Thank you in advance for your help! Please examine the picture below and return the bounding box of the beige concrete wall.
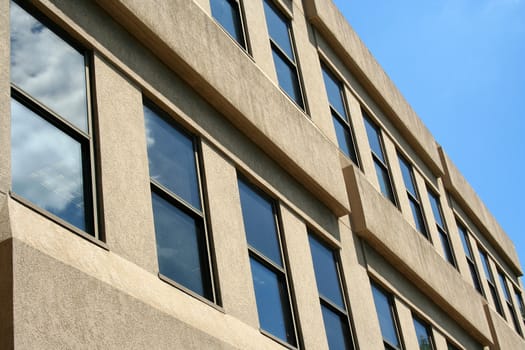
[200,141,259,328]
[439,147,521,275]
[280,205,329,350]
[486,304,525,350]
[366,245,488,350]
[92,0,350,217]
[345,164,492,343]
[303,0,443,176]
[93,55,158,274]
[0,0,10,196]
[8,198,297,349]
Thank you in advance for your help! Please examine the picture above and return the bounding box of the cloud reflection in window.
[10,1,88,132]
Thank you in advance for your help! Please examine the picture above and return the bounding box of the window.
[144,104,216,302]
[479,250,504,317]
[321,64,358,165]
[363,114,396,205]
[262,0,305,109]
[446,342,460,350]
[457,223,483,294]
[308,233,355,350]
[371,282,403,350]
[238,178,297,346]
[427,190,455,267]
[412,316,435,350]
[398,154,428,237]
[498,271,522,334]
[210,0,247,49]
[514,288,525,326]
[10,0,99,238]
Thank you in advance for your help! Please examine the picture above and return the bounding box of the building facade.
[0,0,524,349]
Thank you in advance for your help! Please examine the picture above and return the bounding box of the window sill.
[259,329,298,350]
[158,273,224,314]
[9,191,108,251]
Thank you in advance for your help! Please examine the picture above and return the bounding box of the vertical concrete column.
[340,226,384,350]
[432,329,448,350]
[437,179,465,272]
[92,55,158,273]
[279,205,329,350]
[0,0,11,196]
[200,141,259,328]
[243,0,276,81]
[193,0,211,13]
[346,94,377,187]
[291,1,326,124]
[395,300,419,350]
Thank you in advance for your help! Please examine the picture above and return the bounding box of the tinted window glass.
[321,304,352,350]
[371,284,401,348]
[398,156,416,196]
[144,105,201,210]
[375,162,395,202]
[10,1,88,132]
[409,199,427,235]
[152,192,212,299]
[309,235,344,309]
[364,117,385,162]
[457,225,472,257]
[428,191,444,228]
[263,0,293,58]
[11,99,90,232]
[322,67,346,118]
[211,0,245,48]
[438,230,455,265]
[480,250,492,280]
[271,50,303,108]
[333,115,356,163]
[413,317,434,350]
[238,179,282,266]
[250,258,295,345]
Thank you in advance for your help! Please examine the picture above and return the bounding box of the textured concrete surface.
[366,244,488,350]
[439,147,521,274]
[200,141,259,328]
[345,164,492,343]
[303,0,443,176]
[486,305,525,350]
[93,55,158,274]
[0,0,10,195]
[94,0,350,217]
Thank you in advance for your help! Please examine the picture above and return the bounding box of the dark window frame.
[456,221,484,295]
[371,281,404,350]
[412,315,435,350]
[210,0,250,52]
[497,270,522,335]
[479,249,505,317]
[238,176,300,348]
[320,62,360,166]
[9,0,104,243]
[363,112,397,206]
[308,232,356,350]
[427,189,456,267]
[263,0,306,111]
[144,100,220,305]
[397,153,429,239]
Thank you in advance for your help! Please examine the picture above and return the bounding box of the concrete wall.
[345,163,492,344]
[486,305,525,350]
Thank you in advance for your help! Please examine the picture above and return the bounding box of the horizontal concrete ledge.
[485,304,525,349]
[344,164,493,345]
[93,0,350,216]
[439,147,522,275]
[303,0,443,177]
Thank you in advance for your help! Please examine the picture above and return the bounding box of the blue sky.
[332,0,525,269]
